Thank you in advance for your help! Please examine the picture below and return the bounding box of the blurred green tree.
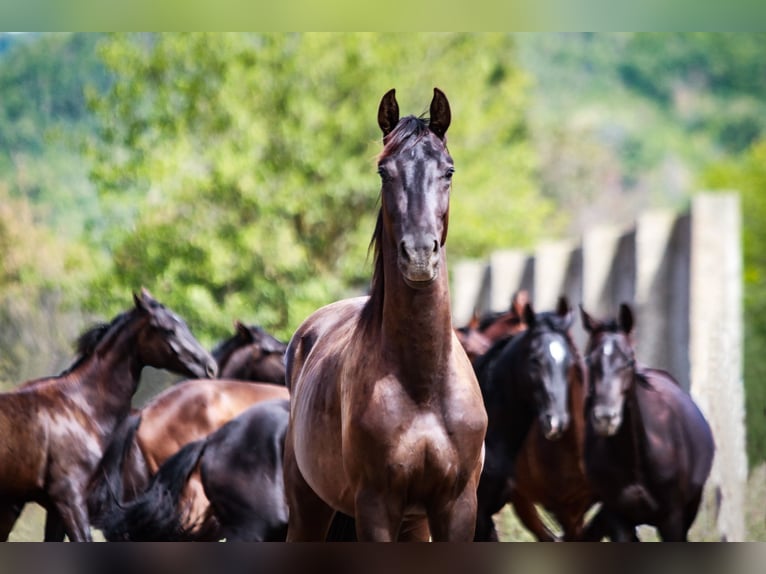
[86,33,549,342]
[703,141,766,466]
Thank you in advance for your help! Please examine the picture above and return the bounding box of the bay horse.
[456,292,594,542]
[473,297,581,541]
[212,321,287,384]
[0,288,216,541]
[87,379,290,539]
[455,290,529,363]
[96,399,290,542]
[283,88,487,542]
[579,303,715,541]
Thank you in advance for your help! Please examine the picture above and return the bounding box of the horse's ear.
[580,304,597,333]
[429,87,451,140]
[134,288,154,312]
[556,296,573,329]
[235,320,253,339]
[618,303,634,334]
[511,289,529,318]
[523,302,536,328]
[378,88,399,138]
[468,309,480,330]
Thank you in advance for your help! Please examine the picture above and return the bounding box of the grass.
[7,463,765,542]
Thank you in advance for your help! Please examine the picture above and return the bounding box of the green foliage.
[87,33,544,342]
[702,142,766,466]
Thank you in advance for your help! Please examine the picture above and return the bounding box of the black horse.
[473,297,578,541]
[95,399,290,541]
[580,303,715,541]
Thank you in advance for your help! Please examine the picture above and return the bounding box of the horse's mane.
[359,115,433,333]
[59,310,133,376]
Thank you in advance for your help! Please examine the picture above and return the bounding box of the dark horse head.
[521,297,575,439]
[580,303,636,436]
[374,87,453,290]
[212,321,287,384]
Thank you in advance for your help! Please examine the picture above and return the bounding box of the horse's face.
[585,332,635,436]
[581,303,636,437]
[526,330,572,440]
[133,288,218,379]
[377,88,453,288]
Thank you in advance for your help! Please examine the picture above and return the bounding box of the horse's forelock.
[377,115,431,163]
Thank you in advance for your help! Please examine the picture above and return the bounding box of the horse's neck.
[79,321,144,427]
[620,374,651,481]
[379,252,454,388]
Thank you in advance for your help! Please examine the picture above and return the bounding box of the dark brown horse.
[95,399,291,542]
[0,288,216,541]
[456,294,594,541]
[88,379,290,539]
[455,290,529,363]
[212,321,287,384]
[473,297,583,541]
[283,88,487,542]
[580,304,715,541]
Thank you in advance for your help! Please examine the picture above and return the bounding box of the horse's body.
[0,289,215,541]
[212,322,287,384]
[473,298,580,541]
[88,379,289,539]
[97,399,291,542]
[283,88,487,542]
[580,304,715,541]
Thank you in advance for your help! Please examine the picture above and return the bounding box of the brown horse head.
[212,321,287,384]
[374,87,453,290]
[132,288,218,379]
[580,303,636,436]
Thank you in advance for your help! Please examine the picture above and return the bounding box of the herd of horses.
[0,88,715,542]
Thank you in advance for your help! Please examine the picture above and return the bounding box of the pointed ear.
[134,289,151,312]
[556,296,573,330]
[618,303,634,334]
[511,290,529,318]
[580,304,598,333]
[523,302,536,328]
[235,320,253,339]
[378,88,399,138]
[429,87,451,140]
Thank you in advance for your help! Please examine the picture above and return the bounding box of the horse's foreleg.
[428,481,480,542]
[474,472,511,541]
[52,497,92,542]
[509,490,559,541]
[354,488,404,541]
[657,509,688,542]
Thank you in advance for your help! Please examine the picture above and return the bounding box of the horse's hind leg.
[43,508,67,541]
[0,500,24,541]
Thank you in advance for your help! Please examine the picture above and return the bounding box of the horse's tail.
[100,439,207,541]
[87,412,144,529]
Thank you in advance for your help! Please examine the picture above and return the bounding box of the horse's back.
[137,379,290,471]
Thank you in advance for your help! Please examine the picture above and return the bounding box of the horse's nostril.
[400,240,410,262]
[432,239,439,253]
[206,361,218,378]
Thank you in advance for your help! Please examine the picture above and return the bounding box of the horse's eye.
[377,166,388,180]
[445,166,455,180]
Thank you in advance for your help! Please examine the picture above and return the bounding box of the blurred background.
[0,32,763,540]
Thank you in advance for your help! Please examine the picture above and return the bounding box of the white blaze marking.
[549,340,566,364]
[604,340,614,356]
